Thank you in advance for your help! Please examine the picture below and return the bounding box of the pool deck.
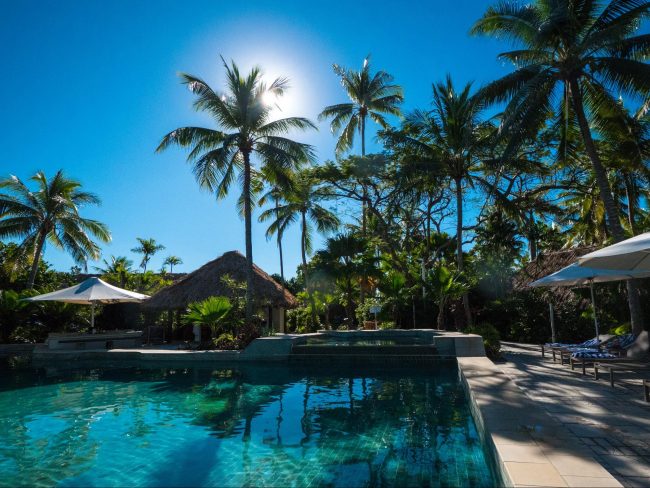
[494,342,650,487]
[460,355,621,487]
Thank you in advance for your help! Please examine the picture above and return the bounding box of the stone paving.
[499,342,650,487]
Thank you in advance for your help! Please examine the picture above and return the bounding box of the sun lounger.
[568,334,639,374]
[541,337,602,360]
[593,361,650,387]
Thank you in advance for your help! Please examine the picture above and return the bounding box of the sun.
[262,90,277,108]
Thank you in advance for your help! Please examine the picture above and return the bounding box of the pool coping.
[458,357,622,488]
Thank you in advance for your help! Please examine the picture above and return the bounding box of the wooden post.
[549,302,556,343]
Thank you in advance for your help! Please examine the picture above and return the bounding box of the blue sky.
[1,0,512,276]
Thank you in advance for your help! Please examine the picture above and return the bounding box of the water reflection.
[0,358,495,487]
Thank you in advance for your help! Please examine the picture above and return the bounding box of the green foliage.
[466,322,501,360]
[183,296,232,335]
[286,306,320,334]
[355,297,382,325]
[0,287,91,344]
[379,321,396,330]
[610,323,631,336]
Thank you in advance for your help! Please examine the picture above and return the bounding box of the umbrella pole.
[549,302,556,343]
[589,281,599,341]
[91,303,96,334]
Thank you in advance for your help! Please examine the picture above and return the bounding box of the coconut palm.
[157,58,316,323]
[259,171,339,325]
[319,56,403,233]
[0,170,110,288]
[163,255,183,273]
[472,0,650,331]
[257,168,297,284]
[94,255,133,288]
[399,76,489,326]
[131,238,165,272]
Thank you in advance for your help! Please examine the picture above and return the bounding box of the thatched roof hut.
[143,251,297,311]
[512,247,597,301]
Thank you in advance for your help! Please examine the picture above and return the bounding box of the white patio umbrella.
[529,264,650,340]
[578,232,650,271]
[25,277,149,332]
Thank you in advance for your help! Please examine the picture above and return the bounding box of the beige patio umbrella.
[25,277,149,332]
[578,232,650,271]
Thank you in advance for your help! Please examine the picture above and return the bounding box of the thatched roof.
[512,247,597,303]
[143,251,297,310]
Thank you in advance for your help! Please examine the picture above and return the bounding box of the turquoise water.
[0,358,496,487]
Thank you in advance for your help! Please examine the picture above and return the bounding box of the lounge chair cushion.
[572,351,617,359]
[545,338,601,348]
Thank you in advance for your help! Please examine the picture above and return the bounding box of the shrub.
[609,322,631,336]
[466,322,501,360]
[286,307,320,333]
[183,296,233,335]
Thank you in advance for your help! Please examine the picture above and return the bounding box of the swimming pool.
[0,358,497,487]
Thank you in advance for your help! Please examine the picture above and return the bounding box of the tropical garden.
[1,0,649,350]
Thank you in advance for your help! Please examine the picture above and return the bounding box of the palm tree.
[472,0,650,332]
[131,238,165,272]
[0,170,110,288]
[319,56,403,233]
[94,255,133,288]
[259,171,339,325]
[400,76,488,326]
[163,255,183,273]
[314,233,378,326]
[257,169,296,284]
[157,58,316,323]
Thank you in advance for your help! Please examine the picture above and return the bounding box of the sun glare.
[262,90,277,107]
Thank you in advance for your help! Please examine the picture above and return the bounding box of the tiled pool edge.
[458,357,622,488]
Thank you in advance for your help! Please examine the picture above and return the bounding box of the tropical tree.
[426,265,470,330]
[472,0,650,332]
[157,58,316,323]
[0,170,110,288]
[319,56,403,234]
[257,170,296,283]
[131,238,165,273]
[399,76,489,326]
[313,233,379,326]
[94,255,133,288]
[163,255,183,273]
[259,170,339,325]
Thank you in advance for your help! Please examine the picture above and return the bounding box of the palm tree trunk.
[360,114,367,306]
[243,152,254,324]
[624,173,637,235]
[455,177,472,328]
[570,79,643,334]
[27,231,47,289]
[437,295,446,330]
[301,210,317,327]
[275,197,285,283]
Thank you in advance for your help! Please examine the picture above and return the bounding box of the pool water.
[0,358,496,487]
